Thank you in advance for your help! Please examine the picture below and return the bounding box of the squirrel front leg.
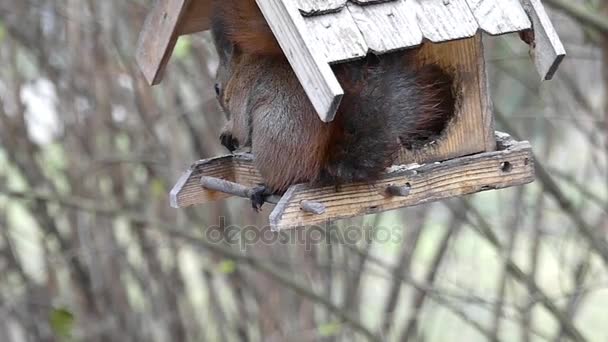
[219,120,238,152]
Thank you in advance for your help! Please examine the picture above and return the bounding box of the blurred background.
[0,0,607,341]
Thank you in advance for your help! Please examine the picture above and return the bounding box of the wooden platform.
[170,132,535,230]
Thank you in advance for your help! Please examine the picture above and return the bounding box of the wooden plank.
[465,0,531,35]
[170,154,263,208]
[352,0,391,4]
[414,0,479,42]
[270,133,534,230]
[297,0,346,16]
[479,36,496,152]
[256,0,344,122]
[347,0,423,54]
[398,35,492,165]
[296,0,390,15]
[178,0,213,34]
[169,134,533,231]
[304,9,368,63]
[519,0,566,80]
[136,0,191,85]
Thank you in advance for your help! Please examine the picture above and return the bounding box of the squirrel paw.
[249,185,269,212]
[220,132,239,152]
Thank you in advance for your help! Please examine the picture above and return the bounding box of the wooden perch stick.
[200,176,281,205]
[199,176,325,214]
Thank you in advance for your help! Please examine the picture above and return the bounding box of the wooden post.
[136,0,212,86]
[255,0,344,122]
[519,0,566,80]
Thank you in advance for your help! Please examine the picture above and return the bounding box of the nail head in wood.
[386,183,412,197]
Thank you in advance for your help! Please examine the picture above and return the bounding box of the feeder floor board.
[170,132,535,230]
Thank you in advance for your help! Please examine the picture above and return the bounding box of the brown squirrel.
[211,0,455,210]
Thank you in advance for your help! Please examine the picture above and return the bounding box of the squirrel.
[210,0,456,210]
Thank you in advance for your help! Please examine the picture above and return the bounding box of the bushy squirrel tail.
[323,53,455,184]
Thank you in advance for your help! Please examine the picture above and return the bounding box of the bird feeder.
[136,0,564,230]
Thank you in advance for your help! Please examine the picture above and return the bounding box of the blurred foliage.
[49,308,74,341]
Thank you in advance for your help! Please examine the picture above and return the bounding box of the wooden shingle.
[305,9,368,62]
[414,0,479,43]
[465,0,531,35]
[297,0,346,16]
[347,0,422,54]
[301,0,538,64]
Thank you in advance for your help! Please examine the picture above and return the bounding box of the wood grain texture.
[305,8,368,63]
[135,0,191,85]
[352,0,391,4]
[465,0,531,35]
[170,154,263,208]
[297,0,346,16]
[519,0,566,80]
[478,35,496,151]
[169,134,533,231]
[347,0,422,54]
[414,0,478,42]
[178,0,213,34]
[398,35,493,165]
[256,0,344,122]
[270,134,534,230]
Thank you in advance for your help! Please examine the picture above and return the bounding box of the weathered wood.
[305,8,368,63]
[170,133,534,231]
[297,0,346,16]
[398,34,495,165]
[136,0,192,85]
[414,0,478,43]
[200,176,255,200]
[136,0,564,90]
[256,0,344,122]
[200,176,281,204]
[386,184,412,197]
[352,0,391,4]
[519,0,566,80]
[300,200,327,215]
[465,0,531,35]
[269,134,534,230]
[347,0,422,54]
[178,0,213,34]
[479,33,496,152]
[170,154,263,208]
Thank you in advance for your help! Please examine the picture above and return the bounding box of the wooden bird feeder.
[137,0,565,230]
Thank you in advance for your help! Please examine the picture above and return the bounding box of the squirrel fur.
[211,0,456,206]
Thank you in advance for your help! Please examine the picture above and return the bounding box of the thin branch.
[496,111,608,269]
[398,204,465,341]
[0,188,380,342]
[544,0,608,34]
[454,200,587,342]
[491,187,526,341]
[380,207,428,335]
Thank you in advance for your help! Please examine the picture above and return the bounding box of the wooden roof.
[136,0,565,122]
[297,0,532,64]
